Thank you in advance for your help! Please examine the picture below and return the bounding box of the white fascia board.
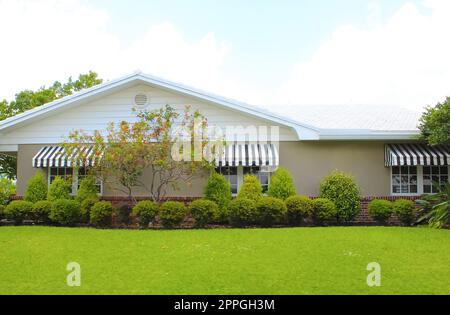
[0,144,18,152]
[317,129,420,140]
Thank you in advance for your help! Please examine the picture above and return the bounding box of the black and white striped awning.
[385,144,450,166]
[215,143,279,167]
[33,146,98,168]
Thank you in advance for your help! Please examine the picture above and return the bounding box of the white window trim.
[390,165,450,196]
[48,167,103,196]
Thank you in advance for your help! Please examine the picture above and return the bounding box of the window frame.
[48,167,103,196]
[390,165,449,196]
[215,165,272,196]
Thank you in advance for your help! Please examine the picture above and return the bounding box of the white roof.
[0,71,420,140]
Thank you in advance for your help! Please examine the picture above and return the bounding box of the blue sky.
[0,0,448,112]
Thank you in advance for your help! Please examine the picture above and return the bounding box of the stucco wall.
[16,141,391,197]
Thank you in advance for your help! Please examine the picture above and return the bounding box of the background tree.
[65,105,214,203]
[0,71,103,179]
[419,96,450,145]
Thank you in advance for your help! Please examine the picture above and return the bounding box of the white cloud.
[0,0,230,100]
[275,0,450,112]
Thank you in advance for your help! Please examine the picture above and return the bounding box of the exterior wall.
[16,141,391,197]
[280,141,390,196]
[0,84,298,145]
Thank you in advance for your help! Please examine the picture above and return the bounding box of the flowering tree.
[64,105,217,203]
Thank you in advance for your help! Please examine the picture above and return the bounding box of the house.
[0,71,449,201]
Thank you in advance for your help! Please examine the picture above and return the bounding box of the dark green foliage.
[419,96,450,145]
[320,170,361,222]
[24,171,47,203]
[0,204,5,219]
[312,198,337,224]
[90,201,114,226]
[204,172,232,215]
[49,199,81,226]
[159,201,188,228]
[416,183,450,228]
[267,167,296,200]
[47,177,72,201]
[132,200,159,228]
[189,199,219,227]
[80,197,99,222]
[237,175,263,202]
[4,200,34,224]
[285,195,313,225]
[32,200,52,223]
[368,199,393,224]
[116,204,132,225]
[255,197,287,226]
[228,198,257,227]
[392,199,415,225]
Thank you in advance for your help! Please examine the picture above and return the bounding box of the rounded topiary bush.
[24,171,47,203]
[368,199,393,224]
[312,198,337,225]
[392,199,415,225]
[285,195,313,225]
[204,172,232,221]
[159,201,188,228]
[189,199,219,227]
[237,175,263,202]
[256,197,287,226]
[267,167,296,200]
[90,201,113,226]
[4,200,34,224]
[320,170,361,222]
[80,197,99,223]
[48,177,72,201]
[228,198,257,227]
[132,200,159,228]
[49,199,81,226]
[32,200,53,223]
[76,176,98,203]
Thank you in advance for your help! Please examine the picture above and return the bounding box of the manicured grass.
[0,226,449,294]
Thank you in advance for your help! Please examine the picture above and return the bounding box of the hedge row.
[368,199,415,225]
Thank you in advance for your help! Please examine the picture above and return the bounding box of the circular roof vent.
[134,93,149,107]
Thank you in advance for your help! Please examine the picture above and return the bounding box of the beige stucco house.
[1,72,449,199]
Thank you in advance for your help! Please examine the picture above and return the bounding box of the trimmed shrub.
[393,199,415,225]
[49,199,80,226]
[285,195,313,225]
[5,200,34,224]
[32,200,52,223]
[116,204,132,225]
[312,198,337,224]
[204,172,232,218]
[256,197,287,226]
[24,171,47,203]
[237,175,263,202]
[0,204,5,220]
[228,198,257,227]
[368,199,393,224]
[159,201,188,228]
[189,199,219,227]
[48,177,72,201]
[76,176,98,203]
[0,178,16,205]
[80,197,99,222]
[90,201,113,226]
[320,170,361,222]
[132,200,159,228]
[267,167,296,200]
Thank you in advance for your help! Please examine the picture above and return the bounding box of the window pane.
[392,175,400,186]
[423,176,431,186]
[400,185,408,193]
[431,166,439,175]
[401,175,409,185]
[393,185,401,193]
[423,166,430,175]
[441,176,448,184]
[423,185,431,193]
[410,185,417,193]
[440,166,448,175]
[409,175,417,185]
[392,166,400,174]
[409,167,417,174]
[400,166,409,174]
[50,167,58,175]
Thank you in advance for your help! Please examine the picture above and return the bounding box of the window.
[77,167,102,194]
[243,166,270,193]
[391,166,417,194]
[423,166,448,193]
[48,167,102,195]
[216,165,272,194]
[215,166,238,194]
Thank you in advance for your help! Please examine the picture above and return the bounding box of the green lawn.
[0,226,449,295]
